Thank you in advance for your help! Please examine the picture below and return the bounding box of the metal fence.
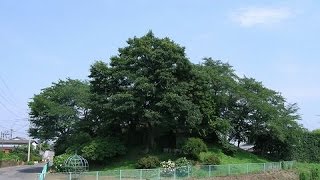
[44,161,294,180]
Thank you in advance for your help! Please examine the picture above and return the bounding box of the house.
[0,137,38,153]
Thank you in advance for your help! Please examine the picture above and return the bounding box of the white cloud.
[231,7,293,27]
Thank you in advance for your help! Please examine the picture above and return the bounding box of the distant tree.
[28,79,90,141]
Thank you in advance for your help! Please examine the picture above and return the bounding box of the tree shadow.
[18,166,43,173]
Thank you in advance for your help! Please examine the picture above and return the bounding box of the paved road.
[0,163,44,180]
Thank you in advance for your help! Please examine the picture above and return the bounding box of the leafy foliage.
[29,79,90,141]
[136,155,160,169]
[182,138,208,159]
[28,32,304,163]
[53,153,70,172]
[201,154,221,165]
[81,137,126,161]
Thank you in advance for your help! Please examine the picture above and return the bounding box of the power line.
[0,100,23,118]
[0,73,27,114]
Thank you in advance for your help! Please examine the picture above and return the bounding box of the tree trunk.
[145,122,155,153]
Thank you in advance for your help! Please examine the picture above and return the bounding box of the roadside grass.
[294,162,320,178]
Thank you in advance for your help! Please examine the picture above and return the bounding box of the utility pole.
[10,129,13,139]
[27,139,31,162]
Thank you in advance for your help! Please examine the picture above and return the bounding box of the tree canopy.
[28,31,311,162]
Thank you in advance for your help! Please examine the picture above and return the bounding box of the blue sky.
[1,0,320,138]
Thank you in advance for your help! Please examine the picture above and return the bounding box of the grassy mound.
[93,145,269,171]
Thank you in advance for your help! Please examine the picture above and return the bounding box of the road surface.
[0,163,44,180]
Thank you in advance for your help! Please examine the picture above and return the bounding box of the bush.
[299,172,309,180]
[81,137,126,161]
[175,157,190,167]
[202,154,220,165]
[222,144,237,157]
[136,156,160,169]
[182,138,207,159]
[175,157,191,177]
[52,153,70,172]
[311,168,320,179]
[31,154,42,162]
[199,152,221,165]
[160,160,175,177]
[26,161,34,165]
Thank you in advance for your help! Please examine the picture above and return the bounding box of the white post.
[228,164,231,175]
[140,169,142,180]
[158,168,161,180]
[209,165,211,177]
[187,166,190,178]
[119,170,122,180]
[263,163,266,172]
[174,168,176,180]
[27,139,31,162]
[246,164,249,174]
[96,171,99,180]
[69,172,72,180]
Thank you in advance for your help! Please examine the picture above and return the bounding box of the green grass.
[294,162,320,174]
[203,145,268,164]
[93,144,269,171]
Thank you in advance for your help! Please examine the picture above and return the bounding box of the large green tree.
[89,31,202,150]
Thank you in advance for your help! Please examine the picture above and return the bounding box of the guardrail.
[37,162,49,180]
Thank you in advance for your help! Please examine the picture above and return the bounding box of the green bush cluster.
[182,138,208,159]
[136,155,160,169]
[198,152,221,165]
[222,143,237,157]
[175,157,191,177]
[52,153,70,172]
[81,137,126,162]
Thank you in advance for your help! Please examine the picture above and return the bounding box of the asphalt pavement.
[0,163,44,180]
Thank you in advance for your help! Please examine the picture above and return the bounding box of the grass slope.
[94,145,268,171]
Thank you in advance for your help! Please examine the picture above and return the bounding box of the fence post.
[96,171,99,180]
[228,164,231,176]
[188,165,190,178]
[279,162,282,170]
[158,168,161,180]
[209,165,211,177]
[119,170,122,180]
[263,163,266,172]
[69,172,72,180]
[140,169,142,180]
[174,168,176,180]
[246,164,249,174]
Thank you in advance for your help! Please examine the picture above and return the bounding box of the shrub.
[299,172,310,180]
[311,168,320,179]
[26,161,34,165]
[175,157,191,177]
[202,155,220,165]
[182,138,207,159]
[136,156,160,169]
[199,152,221,165]
[81,137,126,161]
[222,144,237,157]
[175,157,190,167]
[160,160,175,177]
[52,153,70,172]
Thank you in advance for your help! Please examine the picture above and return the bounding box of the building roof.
[0,139,37,145]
